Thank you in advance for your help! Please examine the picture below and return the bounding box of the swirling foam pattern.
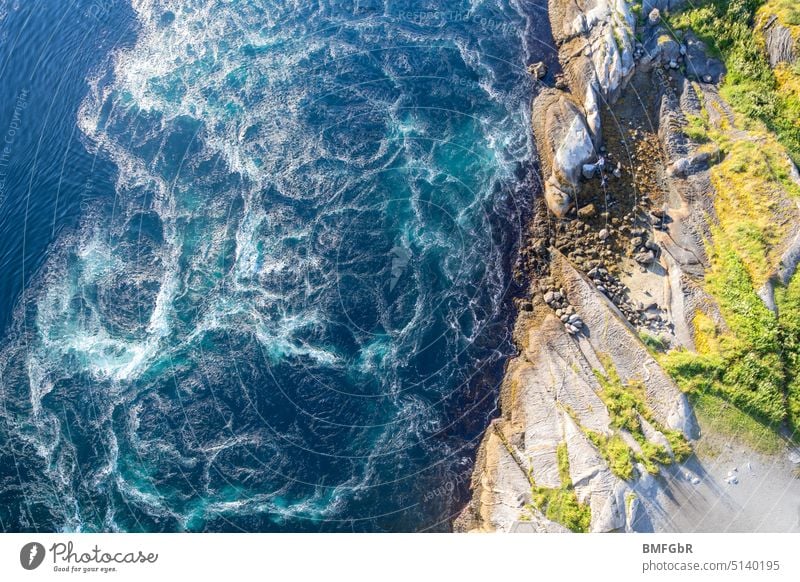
[0,0,551,531]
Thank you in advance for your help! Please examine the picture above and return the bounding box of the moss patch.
[590,356,693,475]
[587,431,635,480]
[523,443,592,533]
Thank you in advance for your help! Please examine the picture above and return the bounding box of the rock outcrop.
[533,89,596,218]
[455,253,694,533]
[762,15,797,67]
[536,0,637,217]
[642,0,686,12]
[458,0,800,534]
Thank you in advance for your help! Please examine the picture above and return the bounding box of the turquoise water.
[0,0,553,531]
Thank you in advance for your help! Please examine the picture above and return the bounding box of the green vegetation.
[690,391,786,454]
[683,114,713,144]
[760,0,800,31]
[667,0,800,164]
[587,431,635,480]
[530,486,591,533]
[556,442,571,485]
[663,428,694,460]
[639,331,668,354]
[660,146,800,435]
[625,492,637,514]
[775,275,800,429]
[582,357,693,480]
[656,2,800,441]
[662,238,793,430]
[523,443,592,533]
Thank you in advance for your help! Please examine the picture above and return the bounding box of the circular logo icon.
[19,542,45,570]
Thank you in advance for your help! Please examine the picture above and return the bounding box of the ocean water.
[0,0,554,532]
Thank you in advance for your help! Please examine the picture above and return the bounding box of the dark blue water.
[0,0,553,532]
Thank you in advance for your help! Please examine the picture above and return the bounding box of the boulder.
[684,32,726,83]
[533,90,596,217]
[528,61,548,79]
[634,250,657,265]
[764,22,796,67]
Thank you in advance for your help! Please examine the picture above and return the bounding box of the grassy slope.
[662,0,800,442]
[759,0,800,35]
[669,0,800,164]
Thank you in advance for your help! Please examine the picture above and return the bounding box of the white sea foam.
[0,0,539,529]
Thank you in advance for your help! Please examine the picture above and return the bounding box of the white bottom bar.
[1,533,799,581]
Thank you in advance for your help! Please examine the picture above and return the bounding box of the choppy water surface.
[0,0,553,531]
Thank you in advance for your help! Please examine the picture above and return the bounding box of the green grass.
[587,431,635,480]
[590,356,693,475]
[690,391,786,454]
[639,331,668,355]
[556,442,571,485]
[683,114,713,144]
[668,0,800,164]
[524,443,592,533]
[775,274,800,437]
[664,429,694,461]
[662,235,798,432]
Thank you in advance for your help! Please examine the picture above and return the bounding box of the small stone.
[670,157,691,177]
[635,250,656,265]
[543,291,555,304]
[669,59,679,69]
[648,8,660,26]
[582,163,597,180]
[527,61,547,80]
[598,228,610,241]
[577,203,597,219]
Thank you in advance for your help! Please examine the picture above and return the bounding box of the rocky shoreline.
[455,0,800,533]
